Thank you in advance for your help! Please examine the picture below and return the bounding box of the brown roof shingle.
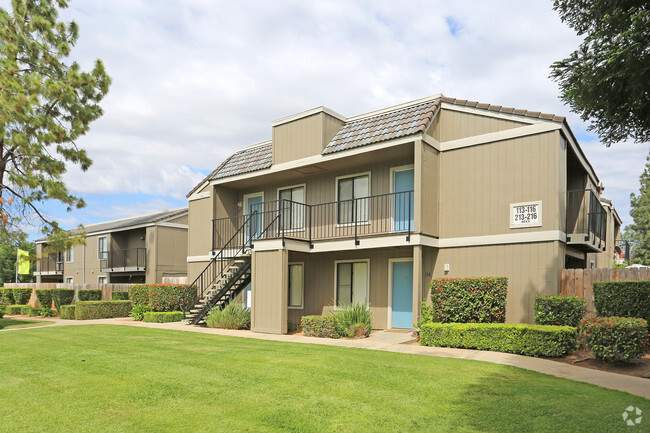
[441,96,566,123]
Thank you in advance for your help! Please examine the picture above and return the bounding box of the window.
[337,174,369,224]
[65,277,73,284]
[98,236,107,260]
[288,263,304,308]
[278,185,305,230]
[65,246,74,263]
[98,276,107,284]
[335,260,368,306]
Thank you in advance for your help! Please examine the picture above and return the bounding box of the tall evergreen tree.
[625,150,650,265]
[0,0,111,249]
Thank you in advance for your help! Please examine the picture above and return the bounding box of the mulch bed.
[545,350,650,379]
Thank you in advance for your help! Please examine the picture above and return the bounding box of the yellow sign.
[17,249,30,275]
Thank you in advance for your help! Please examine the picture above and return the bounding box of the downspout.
[83,244,86,284]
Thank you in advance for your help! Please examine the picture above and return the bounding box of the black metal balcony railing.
[36,253,63,274]
[212,191,413,251]
[100,248,146,272]
[566,189,607,250]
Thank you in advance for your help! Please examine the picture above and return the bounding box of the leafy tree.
[0,0,110,249]
[624,150,650,265]
[550,1,649,144]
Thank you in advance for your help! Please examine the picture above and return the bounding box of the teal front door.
[394,169,414,232]
[391,260,413,329]
[246,195,263,240]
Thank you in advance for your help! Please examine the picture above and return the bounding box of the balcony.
[100,248,146,272]
[212,191,414,251]
[566,189,607,252]
[34,253,63,275]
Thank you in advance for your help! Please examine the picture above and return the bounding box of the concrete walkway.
[4,315,649,400]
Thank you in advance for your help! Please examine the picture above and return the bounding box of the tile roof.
[212,142,272,179]
[322,98,441,155]
[441,96,565,123]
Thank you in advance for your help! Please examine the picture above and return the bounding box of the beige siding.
[433,109,527,142]
[188,261,210,285]
[416,140,440,237]
[439,131,560,238]
[428,241,563,323]
[188,194,213,256]
[251,249,288,334]
[154,226,188,280]
[273,112,344,165]
[62,235,108,284]
[168,214,188,224]
[145,226,158,283]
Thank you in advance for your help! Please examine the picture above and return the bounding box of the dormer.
[271,107,346,164]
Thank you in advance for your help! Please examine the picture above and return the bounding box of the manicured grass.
[0,325,646,433]
[0,318,54,330]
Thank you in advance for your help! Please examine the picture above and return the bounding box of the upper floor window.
[337,174,369,224]
[278,185,305,230]
[98,236,107,260]
[65,246,74,263]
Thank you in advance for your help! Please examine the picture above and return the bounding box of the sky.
[9,0,649,237]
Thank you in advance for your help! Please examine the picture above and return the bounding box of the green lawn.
[0,325,646,433]
[0,318,54,330]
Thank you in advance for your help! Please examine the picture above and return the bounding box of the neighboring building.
[186,94,618,333]
[35,208,188,284]
[591,198,622,269]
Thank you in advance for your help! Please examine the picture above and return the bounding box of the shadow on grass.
[0,318,54,330]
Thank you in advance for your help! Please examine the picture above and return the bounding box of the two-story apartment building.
[185,94,617,334]
[35,208,188,284]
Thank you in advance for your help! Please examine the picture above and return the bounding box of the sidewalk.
[5,315,649,400]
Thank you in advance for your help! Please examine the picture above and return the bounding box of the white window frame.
[243,191,265,214]
[389,165,415,232]
[65,277,73,284]
[65,246,74,263]
[335,171,371,227]
[333,259,370,307]
[277,183,306,231]
[387,257,414,329]
[98,276,107,284]
[288,262,304,309]
[97,236,108,260]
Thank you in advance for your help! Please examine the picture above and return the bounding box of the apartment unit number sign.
[510,201,542,228]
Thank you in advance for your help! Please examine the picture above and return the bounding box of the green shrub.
[21,305,34,315]
[5,304,27,314]
[112,291,129,301]
[143,311,184,323]
[27,307,40,317]
[419,322,578,357]
[77,289,102,301]
[52,289,75,311]
[148,284,195,312]
[0,305,4,318]
[129,285,150,305]
[0,288,15,304]
[579,317,649,362]
[334,302,372,337]
[205,302,251,329]
[130,303,152,321]
[593,281,650,323]
[35,289,53,309]
[12,288,33,304]
[301,315,339,338]
[534,295,586,327]
[59,305,75,320]
[74,301,132,320]
[430,277,507,323]
[39,308,55,317]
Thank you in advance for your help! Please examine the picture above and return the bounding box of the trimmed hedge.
[534,295,586,327]
[39,308,55,317]
[129,285,149,305]
[74,301,132,320]
[419,322,578,357]
[59,305,75,320]
[593,281,650,323]
[5,305,28,315]
[35,289,53,309]
[579,317,649,362]
[27,307,41,317]
[112,291,129,301]
[12,288,33,304]
[52,289,75,311]
[0,288,15,304]
[143,311,184,323]
[21,306,35,315]
[77,289,102,301]
[430,277,507,323]
[0,305,4,318]
[301,315,339,338]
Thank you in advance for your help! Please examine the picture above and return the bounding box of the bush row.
[74,301,132,320]
[5,305,29,314]
[579,317,649,362]
[0,288,15,304]
[35,289,53,309]
[430,277,507,323]
[60,305,75,320]
[77,289,102,302]
[420,322,578,357]
[3,304,55,317]
[301,315,338,338]
[534,295,586,327]
[52,289,75,311]
[112,291,129,301]
[593,281,650,323]
[143,311,184,323]
[129,284,194,312]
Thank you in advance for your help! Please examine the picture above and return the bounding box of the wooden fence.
[4,283,131,308]
[561,268,650,317]
[162,276,188,284]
